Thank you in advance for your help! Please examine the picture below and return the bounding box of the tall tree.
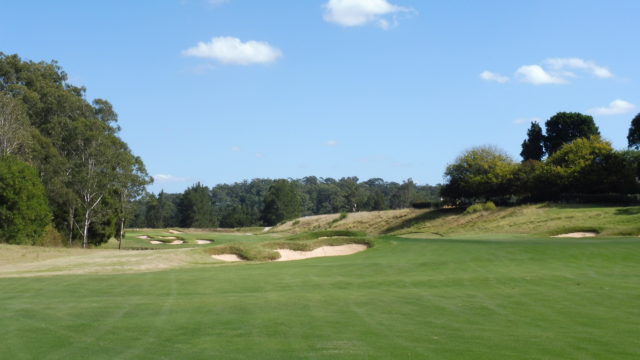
[544,112,600,155]
[179,183,216,228]
[520,121,545,161]
[261,179,301,226]
[0,94,29,157]
[441,145,518,203]
[627,113,640,150]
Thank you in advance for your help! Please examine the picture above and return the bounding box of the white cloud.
[154,174,189,183]
[325,140,338,146]
[545,58,613,79]
[480,70,509,83]
[516,65,566,85]
[255,152,265,158]
[323,0,413,28]
[182,36,282,65]
[589,99,636,116]
[231,146,241,152]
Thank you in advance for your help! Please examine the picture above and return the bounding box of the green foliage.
[627,113,640,149]
[520,121,545,161]
[544,112,600,155]
[0,53,150,246]
[0,157,51,244]
[179,182,216,228]
[464,201,497,214]
[261,179,302,226]
[441,145,518,203]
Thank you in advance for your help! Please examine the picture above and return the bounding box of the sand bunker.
[159,236,177,240]
[168,229,183,234]
[149,240,163,244]
[553,232,598,238]
[169,240,185,245]
[137,235,150,239]
[211,254,244,262]
[275,244,367,262]
[263,227,272,232]
[195,240,212,244]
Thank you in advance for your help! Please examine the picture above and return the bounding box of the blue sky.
[2,0,638,193]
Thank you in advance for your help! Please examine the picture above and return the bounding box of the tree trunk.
[118,217,125,250]
[68,207,74,246]
[82,209,90,249]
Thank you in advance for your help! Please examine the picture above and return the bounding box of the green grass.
[391,204,640,237]
[1,234,639,359]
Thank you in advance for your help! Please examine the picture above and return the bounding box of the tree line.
[0,53,150,247]
[442,112,640,205]
[130,177,441,228]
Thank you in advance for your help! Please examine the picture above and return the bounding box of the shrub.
[464,201,497,214]
[0,157,52,245]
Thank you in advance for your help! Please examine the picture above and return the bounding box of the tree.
[261,179,301,226]
[545,136,616,194]
[0,157,52,245]
[179,183,216,228]
[0,94,29,157]
[441,145,518,203]
[520,121,545,161]
[627,113,640,150]
[544,112,600,155]
[112,142,151,249]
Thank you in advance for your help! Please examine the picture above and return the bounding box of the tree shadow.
[383,208,463,234]
[615,207,640,215]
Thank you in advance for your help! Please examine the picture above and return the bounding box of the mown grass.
[0,234,638,359]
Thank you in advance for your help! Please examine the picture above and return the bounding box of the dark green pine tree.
[627,113,640,150]
[544,112,600,155]
[261,179,302,226]
[520,121,546,161]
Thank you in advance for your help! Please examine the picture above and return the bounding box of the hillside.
[276,204,640,237]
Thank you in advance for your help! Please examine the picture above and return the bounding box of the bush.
[38,224,65,247]
[0,157,52,245]
[464,201,497,214]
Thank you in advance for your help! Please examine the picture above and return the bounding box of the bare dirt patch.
[211,254,244,262]
[275,244,367,262]
[553,232,598,238]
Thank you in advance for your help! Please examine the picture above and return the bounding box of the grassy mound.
[207,230,373,261]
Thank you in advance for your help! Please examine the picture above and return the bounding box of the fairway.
[1,235,638,359]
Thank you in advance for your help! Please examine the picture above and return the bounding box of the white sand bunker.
[553,232,598,238]
[195,240,212,244]
[149,240,163,244]
[275,244,367,262]
[159,236,177,240]
[168,229,182,234]
[137,235,150,239]
[211,254,244,262]
[169,240,185,245]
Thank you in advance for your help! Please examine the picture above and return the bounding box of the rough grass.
[273,208,428,234]
[1,235,638,359]
[389,204,640,237]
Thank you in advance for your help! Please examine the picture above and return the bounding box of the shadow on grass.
[614,207,640,216]
[382,208,463,234]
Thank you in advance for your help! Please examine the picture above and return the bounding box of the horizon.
[3,0,639,193]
